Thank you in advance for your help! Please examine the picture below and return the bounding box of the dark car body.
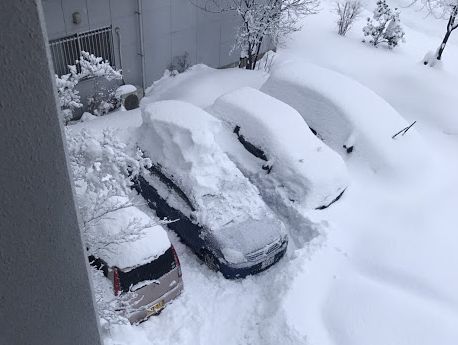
[132,165,287,279]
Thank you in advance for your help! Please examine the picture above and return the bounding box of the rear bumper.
[218,241,288,279]
[127,280,184,324]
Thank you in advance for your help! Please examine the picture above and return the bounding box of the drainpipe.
[136,0,146,91]
[115,26,123,71]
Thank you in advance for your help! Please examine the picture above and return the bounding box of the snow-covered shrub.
[56,51,122,122]
[335,0,362,36]
[169,51,190,74]
[77,51,122,81]
[55,73,82,124]
[362,0,405,48]
[75,51,122,116]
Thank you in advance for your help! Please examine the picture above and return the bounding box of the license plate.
[261,256,275,269]
[146,300,165,316]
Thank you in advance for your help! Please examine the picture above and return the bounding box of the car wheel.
[203,251,219,272]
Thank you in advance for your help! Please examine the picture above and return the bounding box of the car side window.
[233,126,272,174]
[148,164,196,214]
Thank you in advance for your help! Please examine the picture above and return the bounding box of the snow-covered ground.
[72,1,458,344]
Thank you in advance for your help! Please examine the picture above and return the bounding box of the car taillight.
[171,245,182,277]
[113,267,121,296]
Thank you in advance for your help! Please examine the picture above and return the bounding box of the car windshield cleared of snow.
[118,247,176,293]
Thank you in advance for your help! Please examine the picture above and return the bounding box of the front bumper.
[218,240,288,279]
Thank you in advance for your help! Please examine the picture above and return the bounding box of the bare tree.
[191,0,319,69]
[335,0,362,36]
[413,0,458,65]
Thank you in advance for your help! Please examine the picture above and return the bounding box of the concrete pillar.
[0,1,102,344]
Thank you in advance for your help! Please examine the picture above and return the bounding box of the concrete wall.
[42,0,242,88]
[0,1,102,344]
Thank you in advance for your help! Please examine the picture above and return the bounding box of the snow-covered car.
[260,60,428,174]
[133,100,288,279]
[208,87,349,211]
[88,201,183,324]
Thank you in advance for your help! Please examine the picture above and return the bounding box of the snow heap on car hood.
[209,87,349,210]
[137,100,280,232]
[88,196,171,271]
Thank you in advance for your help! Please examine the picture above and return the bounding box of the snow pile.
[261,58,430,176]
[137,100,276,231]
[210,87,349,210]
[142,64,268,109]
[88,197,171,271]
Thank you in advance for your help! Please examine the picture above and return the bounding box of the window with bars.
[49,26,115,76]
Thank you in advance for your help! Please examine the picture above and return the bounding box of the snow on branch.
[191,0,319,69]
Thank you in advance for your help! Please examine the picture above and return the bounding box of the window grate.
[49,26,115,76]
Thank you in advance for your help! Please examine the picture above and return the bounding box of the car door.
[133,170,206,253]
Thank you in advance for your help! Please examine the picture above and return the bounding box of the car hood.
[213,217,285,257]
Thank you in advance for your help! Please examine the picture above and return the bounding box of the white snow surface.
[89,198,171,271]
[210,86,349,209]
[137,100,278,233]
[77,2,458,342]
[142,64,268,108]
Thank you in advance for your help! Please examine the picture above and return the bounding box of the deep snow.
[70,0,458,343]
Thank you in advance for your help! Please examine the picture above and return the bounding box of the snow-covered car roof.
[209,87,349,209]
[88,197,171,271]
[136,100,281,233]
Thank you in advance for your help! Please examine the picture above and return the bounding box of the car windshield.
[214,218,283,255]
[118,247,176,293]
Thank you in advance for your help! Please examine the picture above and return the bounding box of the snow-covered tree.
[414,0,458,65]
[363,0,405,48]
[55,73,82,124]
[66,128,152,324]
[191,0,319,70]
[66,129,150,248]
[335,0,362,36]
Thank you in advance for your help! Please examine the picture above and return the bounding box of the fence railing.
[49,26,115,76]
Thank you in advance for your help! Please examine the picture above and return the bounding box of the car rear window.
[118,247,176,293]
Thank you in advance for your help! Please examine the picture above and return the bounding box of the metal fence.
[49,26,115,76]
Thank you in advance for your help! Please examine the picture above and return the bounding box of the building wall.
[0,1,102,344]
[42,0,242,88]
